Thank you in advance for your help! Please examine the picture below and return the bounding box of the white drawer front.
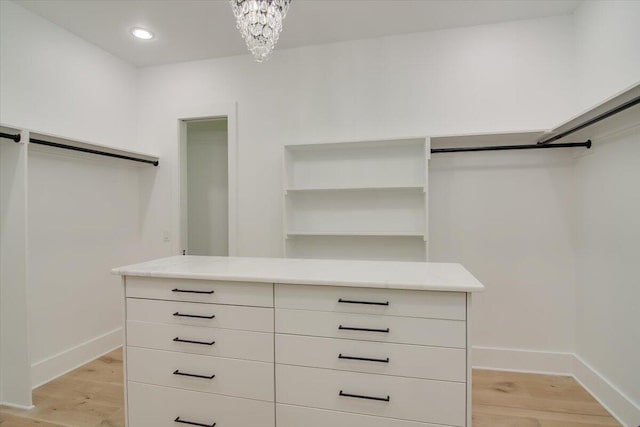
[275,334,465,382]
[127,347,273,401]
[277,404,453,427]
[276,309,465,348]
[276,284,465,320]
[127,321,273,362]
[127,298,273,332]
[127,381,274,427]
[276,365,466,426]
[125,276,273,307]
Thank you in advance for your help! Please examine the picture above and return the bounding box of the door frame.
[178,103,238,256]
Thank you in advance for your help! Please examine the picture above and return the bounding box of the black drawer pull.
[172,288,214,295]
[338,298,389,306]
[174,416,216,427]
[338,354,390,363]
[173,312,215,319]
[339,325,390,333]
[173,337,215,346]
[339,390,390,402]
[173,370,215,380]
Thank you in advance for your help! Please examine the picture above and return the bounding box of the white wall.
[573,126,640,426]
[135,15,578,361]
[0,1,154,389]
[27,147,148,387]
[572,2,640,425]
[0,0,137,149]
[186,119,229,256]
[137,14,577,249]
[430,147,578,355]
[573,0,640,111]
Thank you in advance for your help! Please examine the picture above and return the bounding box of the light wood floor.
[0,348,621,427]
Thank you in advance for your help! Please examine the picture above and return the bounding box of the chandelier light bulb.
[230,0,292,62]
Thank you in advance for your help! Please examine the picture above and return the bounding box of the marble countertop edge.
[112,256,485,293]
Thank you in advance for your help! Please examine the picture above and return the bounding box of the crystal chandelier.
[230,0,292,62]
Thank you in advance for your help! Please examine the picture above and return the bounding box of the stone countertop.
[113,256,484,293]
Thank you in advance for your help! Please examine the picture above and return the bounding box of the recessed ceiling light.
[130,27,154,40]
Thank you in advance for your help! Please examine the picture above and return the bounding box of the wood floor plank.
[63,351,123,386]
[1,348,622,427]
[92,408,125,427]
[0,411,62,426]
[473,369,612,417]
[1,350,124,427]
[473,411,545,427]
[1,393,121,427]
[33,378,124,408]
[473,411,620,427]
[474,404,621,425]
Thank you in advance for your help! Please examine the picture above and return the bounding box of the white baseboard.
[31,328,123,389]
[472,346,574,375]
[0,401,35,410]
[573,354,640,427]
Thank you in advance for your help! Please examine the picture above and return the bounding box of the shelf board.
[286,231,425,238]
[28,131,159,165]
[427,83,640,148]
[540,82,640,143]
[430,130,545,147]
[285,137,426,152]
[285,185,425,193]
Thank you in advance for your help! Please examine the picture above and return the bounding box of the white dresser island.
[113,256,484,427]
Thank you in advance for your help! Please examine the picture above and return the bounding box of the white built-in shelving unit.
[283,137,430,262]
[0,124,159,408]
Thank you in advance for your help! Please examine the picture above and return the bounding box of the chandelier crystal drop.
[230,0,291,62]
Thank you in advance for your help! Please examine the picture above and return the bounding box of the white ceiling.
[14,0,582,67]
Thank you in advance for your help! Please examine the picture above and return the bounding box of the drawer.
[277,404,453,427]
[275,334,465,382]
[127,347,273,401]
[125,276,273,307]
[127,298,273,332]
[276,284,465,320]
[276,309,465,348]
[276,364,466,426]
[127,381,274,427]
[126,321,273,362]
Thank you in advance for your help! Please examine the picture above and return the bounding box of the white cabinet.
[275,334,466,382]
[283,137,430,261]
[128,382,275,427]
[277,404,447,427]
[117,257,481,427]
[125,276,273,306]
[274,284,469,427]
[275,308,466,347]
[127,347,274,401]
[276,364,466,426]
[123,278,275,427]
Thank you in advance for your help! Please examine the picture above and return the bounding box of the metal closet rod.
[0,132,21,142]
[29,137,159,166]
[537,95,640,145]
[432,140,591,154]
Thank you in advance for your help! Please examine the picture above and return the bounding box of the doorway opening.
[181,118,229,256]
